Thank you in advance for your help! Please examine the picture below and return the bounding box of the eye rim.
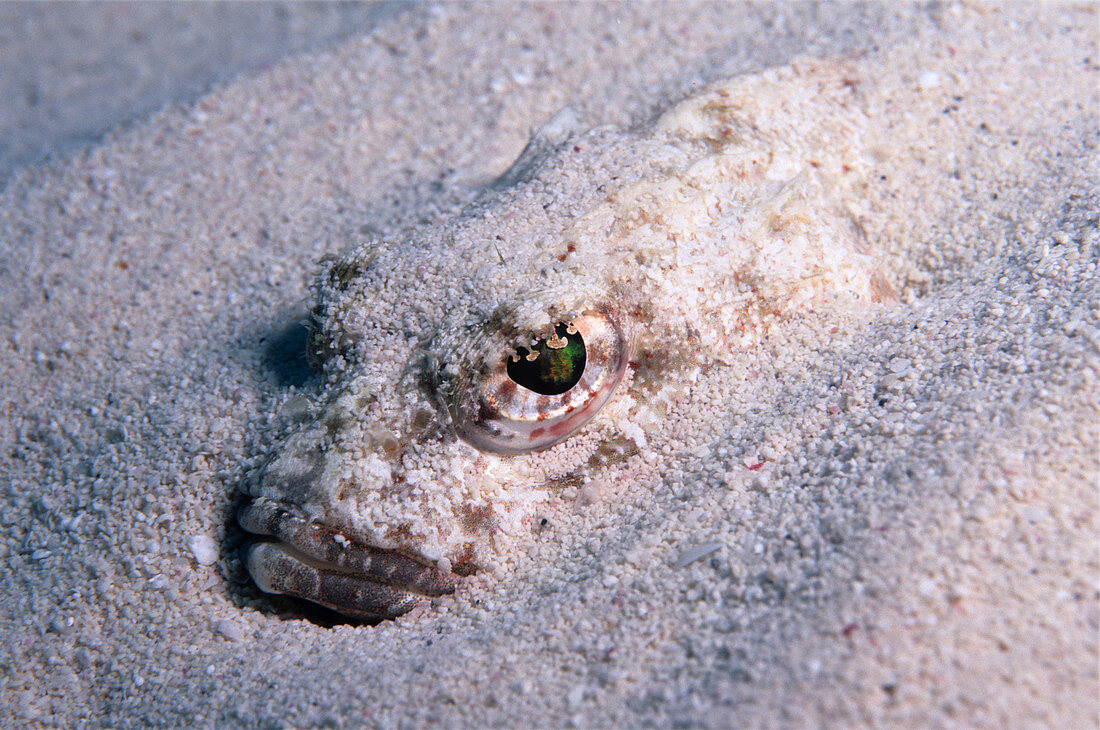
[438,304,631,455]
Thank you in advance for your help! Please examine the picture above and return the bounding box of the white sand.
[0,3,1096,726]
[0,2,406,178]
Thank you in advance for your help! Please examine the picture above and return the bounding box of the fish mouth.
[238,499,459,621]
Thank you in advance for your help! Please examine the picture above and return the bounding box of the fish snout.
[238,499,458,620]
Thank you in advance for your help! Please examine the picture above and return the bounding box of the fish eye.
[438,305,631,454]
[506,322,586,396]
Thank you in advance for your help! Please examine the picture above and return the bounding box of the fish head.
[238,61,884,620]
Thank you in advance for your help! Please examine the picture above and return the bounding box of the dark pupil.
[507,323,586,396]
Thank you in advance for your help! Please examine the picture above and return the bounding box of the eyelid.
[438,305,631,455]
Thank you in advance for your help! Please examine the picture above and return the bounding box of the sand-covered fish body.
[238,60,884,620]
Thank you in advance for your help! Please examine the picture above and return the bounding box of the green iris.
[507,322,586,396]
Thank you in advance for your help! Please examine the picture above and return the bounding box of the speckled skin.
[239,60,883,619]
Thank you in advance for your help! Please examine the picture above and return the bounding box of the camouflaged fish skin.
[239,61,884,620]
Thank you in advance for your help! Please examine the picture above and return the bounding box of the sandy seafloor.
[0,2,1097,727]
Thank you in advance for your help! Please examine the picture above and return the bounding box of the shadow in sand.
[261,319,315,390]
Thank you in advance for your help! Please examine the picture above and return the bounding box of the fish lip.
[238,498,459,619]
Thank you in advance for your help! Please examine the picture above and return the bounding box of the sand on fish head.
[0,2,1095,726]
